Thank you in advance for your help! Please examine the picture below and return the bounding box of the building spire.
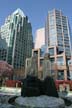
[12,8,26,17]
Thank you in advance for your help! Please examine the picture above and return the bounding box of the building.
[34,28,45,49]
[25,48,44,79]
[0,37,7,61]
[45,9,71,59]
[68,59,72,79]
[48,46,69,80]
[0,8,33,69]
[45,9,72,80]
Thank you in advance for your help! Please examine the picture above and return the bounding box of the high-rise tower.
[45,9,72,80]
[0,8,33,69]
[45,9,71,59]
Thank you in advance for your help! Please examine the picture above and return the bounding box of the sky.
[0,0,72,41]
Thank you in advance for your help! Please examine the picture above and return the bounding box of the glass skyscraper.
[45,9,71,58]
[0,8,33,69]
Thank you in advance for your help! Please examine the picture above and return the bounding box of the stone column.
[64,70,67,80]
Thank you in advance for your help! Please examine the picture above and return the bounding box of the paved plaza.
[0,87,21,96]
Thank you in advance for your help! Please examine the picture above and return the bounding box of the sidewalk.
[0,87,21,96]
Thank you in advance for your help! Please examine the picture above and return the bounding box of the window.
[57,57,64,65]
[40,59,43,66]
[49,15,55,26]
[49,28,56,35]
[33,51,38,57]
[49,48,54,56]
[50,58,55,63]
[58,70,64,80]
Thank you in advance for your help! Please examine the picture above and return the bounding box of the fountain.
[15,53,66,108]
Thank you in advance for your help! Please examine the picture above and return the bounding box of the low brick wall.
[5,80,21,87]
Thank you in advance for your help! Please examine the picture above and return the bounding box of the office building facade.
[45,9,71,58]
[45,9,71,80]
[0,8,33,69]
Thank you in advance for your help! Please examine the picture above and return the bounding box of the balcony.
[52,64,67,70]
[57,65,67,70]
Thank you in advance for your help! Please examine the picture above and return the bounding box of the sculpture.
[25,55,38,77]
[42,53,58,97]
[42,53,51,80]
[21,53,58,97]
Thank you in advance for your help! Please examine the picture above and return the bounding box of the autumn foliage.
[0,60,13,77]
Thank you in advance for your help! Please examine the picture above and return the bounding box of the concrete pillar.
[64,70,67,80]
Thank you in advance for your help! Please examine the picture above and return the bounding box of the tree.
[0,60,13,77]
